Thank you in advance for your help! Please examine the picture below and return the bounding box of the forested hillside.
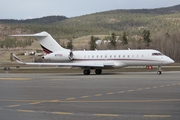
[0,4,180,62]
[0,16,67,24]
[55,4,180,36]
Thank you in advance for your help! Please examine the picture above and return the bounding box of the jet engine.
[42,51,74,61]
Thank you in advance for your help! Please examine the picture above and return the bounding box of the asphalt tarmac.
[0,72,180,120]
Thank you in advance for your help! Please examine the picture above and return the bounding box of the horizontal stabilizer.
[12,54,24,64]
[9,31,48,37]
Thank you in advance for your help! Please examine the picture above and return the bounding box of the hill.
[1,4,180,37]
[55,4,180,35]
[104,4,180,14]
[0,16,67,24]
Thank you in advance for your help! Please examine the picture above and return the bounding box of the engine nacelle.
[42,51,73,61]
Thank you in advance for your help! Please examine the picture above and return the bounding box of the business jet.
[11,31,174,75]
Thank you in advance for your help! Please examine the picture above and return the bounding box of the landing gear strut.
[83,69,91,75]
[95,69,102,75]
[157,66,162,75]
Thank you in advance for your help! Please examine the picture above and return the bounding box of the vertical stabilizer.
[10,31,69,53]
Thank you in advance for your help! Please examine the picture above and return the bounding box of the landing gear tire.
[83,69,91,75]
[4,67,10,71]
[4,67,7,71]
[157,71,161,75]
[95,69,102,75]
[157,66,162,75]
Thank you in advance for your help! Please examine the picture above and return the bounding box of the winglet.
[13,54,24,64]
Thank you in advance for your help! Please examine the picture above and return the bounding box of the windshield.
[152,53,164,56]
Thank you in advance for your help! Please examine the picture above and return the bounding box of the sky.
[0,0,180,19]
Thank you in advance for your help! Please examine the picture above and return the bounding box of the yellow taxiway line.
[7,104,20,108]
[0,78,31,80]
[51,112,73,115]
[1,99,180,103]
[17,109,34,113]
[94,114,119,117]
[144,115,171,118]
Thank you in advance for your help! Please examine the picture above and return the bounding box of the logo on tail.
[40,45,53,54]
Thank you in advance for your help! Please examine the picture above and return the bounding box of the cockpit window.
[152,53,164,56]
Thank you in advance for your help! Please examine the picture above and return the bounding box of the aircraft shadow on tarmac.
[52,72,160,76]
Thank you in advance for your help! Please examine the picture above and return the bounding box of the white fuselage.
[44,49,174,68]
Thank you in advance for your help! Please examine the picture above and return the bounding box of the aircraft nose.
[170,59,174,63]
[164,57,174,64]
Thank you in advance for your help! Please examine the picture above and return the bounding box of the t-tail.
[10,31,69,54]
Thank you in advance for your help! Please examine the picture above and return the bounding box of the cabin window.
[114,55,116,58]
[119,55,120,58]
[97,55,98,58]
[84,55,86,58]
[110,55,112,58]
[88,55,90,58]
[105,55,107,58]
[123,55,125,58]
[92,55,94,58]
[128,55,129,58]
[101,55,102,58]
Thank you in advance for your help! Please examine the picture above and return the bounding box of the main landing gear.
[95,69,102,75]
[83,69,102,75]
[157,66,162,75]
[83,69,91,75]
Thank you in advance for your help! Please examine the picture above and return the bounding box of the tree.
[110,32,116,48]
[0,42,4,48]
[122,31,128,45]
[10,53,13,62]
[67,39,73,50]
[61,42,66,48]
[143,30,151,47]
[89,36,96,50]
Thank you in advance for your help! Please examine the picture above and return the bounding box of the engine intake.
[43,51,74,61]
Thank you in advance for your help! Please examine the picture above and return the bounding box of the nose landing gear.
[157,66,162,75]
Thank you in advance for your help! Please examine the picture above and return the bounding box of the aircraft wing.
[13,54,107,68]
[26,62,104,67]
